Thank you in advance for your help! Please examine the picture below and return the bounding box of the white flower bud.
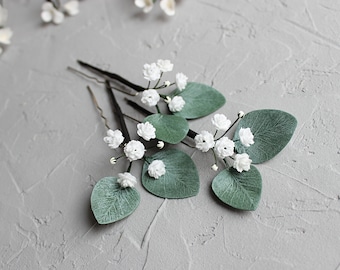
[239,127,254,147]
[194,131,215,152]
[157,59,174,72]
[103,129,124,149]
[137,122,156,141]
[117,172,137,188]
[164,81,171,87]
[110,157,117,165]
[148,160,166,179]
[214,137,235,158]
[175,72,188,91]
[238,111,245,118]
[168,96,185,112]
[124,140,145,162]
[211,114,231,131]
[233,153,252,172]
[141,89,160,107]
[143,63,161,81]
[211,164,218,171]
[157,141,165,149]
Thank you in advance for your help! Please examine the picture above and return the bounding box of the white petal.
[0,27,13,45]
[64,0,80,16]
[41,10,53,23]
[52,10,65,24]
[160,0,176,16]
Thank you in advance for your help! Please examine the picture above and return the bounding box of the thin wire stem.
[87,86,111,130]
[67,67,137,96]
[216,116,241,140]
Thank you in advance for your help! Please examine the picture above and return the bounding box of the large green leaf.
[144,114,189,144]
[91,177,140,224]
[233,109,297,164]
[170,82,226,119]
[212,166,262,211]
[142,149,199,198]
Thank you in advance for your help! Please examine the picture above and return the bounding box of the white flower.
[117,172,137,188]
[103,129,124,149]
[194,131,215,152]
[211,164,218,171]
[157,141,165,149]
[148,160,166,179]
[110,157,117,165]
[168,96,185,112]
[233,153,252,172]
[141,89,160,107]
[211,114,231,131]
[41,2,65,25]
[0,5,8,27]
[143,63,161,81]
[64,0,80,16]
[157,59,174,72]
[239,127,254,147]
[137,122,156,141]
[164,96,171,104]
[160,0,176,16]
[0,27,13,45]
[238,111,245,118]
[135,0,154,13]
[164,81,171,87]
[214,137,235,158]
[124,140,145,161]
[176,73,188,91]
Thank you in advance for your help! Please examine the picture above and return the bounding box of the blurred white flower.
[160,0,176,16]
[143,63,161,81]
[233,153,252,172]
[238,111,245,118]
[239,127,254,147]
[103,129,124,149]
[211,114,231,131]
[135,0,154,13]
[157,141,165,149]
[0,5,8,27]
[0,27,13,45]
[157,59,174,72]
[137,122,156,141]
[148,160,166,179]
[41,2,65,25]
[194,131,215,152]
[124,140,145,161]
[175,72,188,91]
[141,89,160,107]
[110,157,117,165]
[117,172,137,188]
[214,137,235,158]
[64,0,80,16]
[168,96,185,112]
[164,80,171,87]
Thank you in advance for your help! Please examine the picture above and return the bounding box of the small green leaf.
[234,109,297,164]
[144,114,189,144]
[142,149,199,199]
[170,82,226,119]
[212,166,262,211]
[91,177,140,224]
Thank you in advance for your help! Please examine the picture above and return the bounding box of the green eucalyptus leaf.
[234,109,297,164]
[91,177,140,224]
[142,149,199,199]
[170,82,226,119]
[212,166,262,211]
[144,114,189,144]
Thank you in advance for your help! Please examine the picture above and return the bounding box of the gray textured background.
[1,0,340,269]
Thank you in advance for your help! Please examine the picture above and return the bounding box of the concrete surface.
[1,0,340,269]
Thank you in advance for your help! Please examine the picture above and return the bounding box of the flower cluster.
[135,0,176,16]
[0,4,13,55]
[41,0,79,25]
[194,113,254,172]
[141,59,188,113]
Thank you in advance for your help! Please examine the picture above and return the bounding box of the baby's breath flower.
[238,111,245,118]
[124,140,145,161]
[110,157,117,165]
[117,172,137,188]
[157,141,165,149]
[157,59,174,72]
[64,0,80,16]
[143,63,161,81]
[160,0,176,16]
[137,122,156,141]
[141,89,160,107]
[135,0,154,13]
[194,131,215,152]
[233,153,252,172]
[168,96,185,112]
[211,164,218,171]
[148,160,166,179]
[239,127,254,147]
[0,27,13,45]
[214,137,235,158]
[175,72,188,91]
[41,2,65,25]
[211,114,231,131]
[164,81,171,87]
[103,129,124,149]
